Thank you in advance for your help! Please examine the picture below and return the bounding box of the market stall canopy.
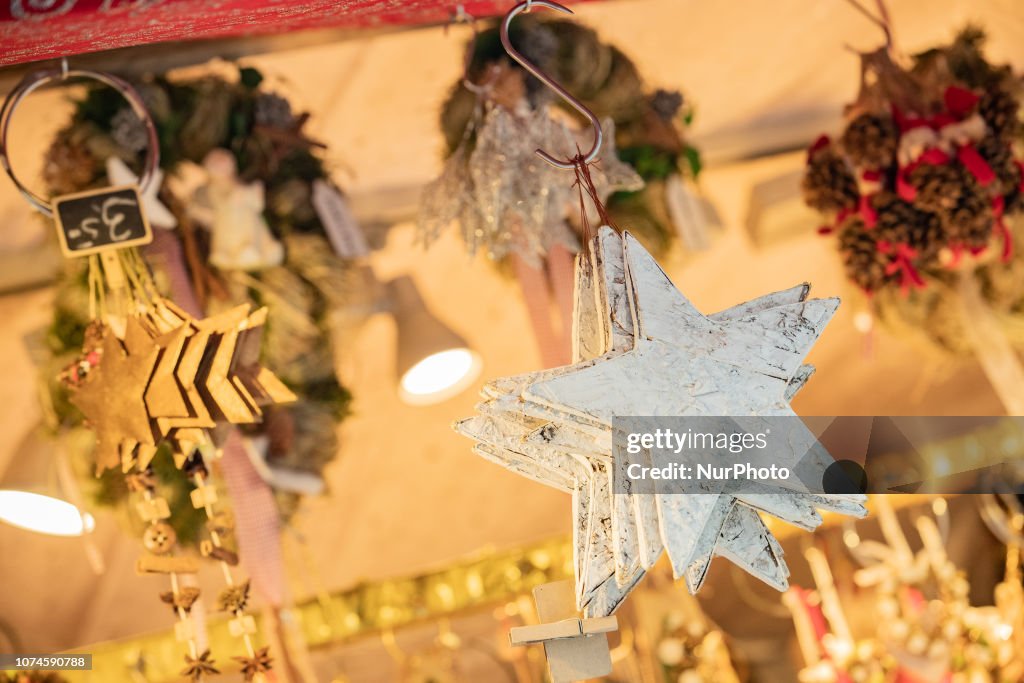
[0,0,591,67]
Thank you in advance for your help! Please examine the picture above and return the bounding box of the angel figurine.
[191,149,284,271]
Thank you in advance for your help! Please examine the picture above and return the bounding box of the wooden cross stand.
[509,580,618,682]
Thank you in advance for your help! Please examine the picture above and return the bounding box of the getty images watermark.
[624,428,791,482]
[611,416,1024,496]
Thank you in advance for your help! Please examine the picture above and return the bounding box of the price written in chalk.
[52,185,153,257]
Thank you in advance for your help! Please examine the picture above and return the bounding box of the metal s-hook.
[500,0,603,170]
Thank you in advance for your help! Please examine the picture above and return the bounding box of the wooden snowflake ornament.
[456,227,867,618]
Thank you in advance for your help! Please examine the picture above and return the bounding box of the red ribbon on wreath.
[811,138,881,234]
[892,85,1016,263]
[993,195,1013,262]
[896,148,950,202]
[957,144,996,187]
[944,85,981,118]
[877,240,925,292]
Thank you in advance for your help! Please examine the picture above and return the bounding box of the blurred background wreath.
[803,26,1024,355]
[428,14,711,260]
[39,65,359,546]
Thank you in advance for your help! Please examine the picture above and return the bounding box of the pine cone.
[516,21,559,76]
[838,218,894,292]
[907,162,966,214]
[978,88,1021,141]
[873,191,944,264]
[649,89,684,122]
[43,133,97,195]
[943,185,994,249]
[803,147,859,213]
[179,77,232,162]
[137,82,172,121]
[110,107,148,154]
[976,135,1021,198]
[544,21,611,100]
[944,26,1011,89]
[841,113,898,169]
[254,92,295,128]
[583,47,645,122]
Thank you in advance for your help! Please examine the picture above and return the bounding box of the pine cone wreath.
[803,146,859,213]
[841,112,899,169]
[943,25,1012,89]
[873,191,944,264]
[978,88,1021,141]
[907,162,966,214]
[976,135,1022,198]
[1009,189,1024,215]
[838,218,894,292]
[943,187,995,250]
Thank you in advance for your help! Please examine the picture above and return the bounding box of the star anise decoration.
[180,649,219,681]
[159,586,201,613]
[234,647,272,681]
[216,580,250,613]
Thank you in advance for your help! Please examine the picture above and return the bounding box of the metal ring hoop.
[0,66,160,217]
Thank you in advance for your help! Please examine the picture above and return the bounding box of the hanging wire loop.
[499,0,604,169]
[0,64,160,217]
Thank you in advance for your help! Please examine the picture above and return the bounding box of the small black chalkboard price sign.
[52,184,153,257]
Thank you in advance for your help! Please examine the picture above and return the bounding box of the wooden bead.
[190,485,217,509]
[143,522,177,555]
[136,497,171,522]
[228,615,256,637]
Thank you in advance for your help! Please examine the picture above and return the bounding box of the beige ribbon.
[511,243,577,368]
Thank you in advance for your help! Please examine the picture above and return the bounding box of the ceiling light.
[388,275,482,405]
[0,490,94,537]
[0,427,95,538]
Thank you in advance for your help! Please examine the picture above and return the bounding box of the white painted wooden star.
[455,227,867,618]
[106,156,177,229]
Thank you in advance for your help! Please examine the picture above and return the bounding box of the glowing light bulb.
[399,348,481,405]
[0,490,94,537]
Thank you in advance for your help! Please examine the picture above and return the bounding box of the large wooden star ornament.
[456,227,867,617]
